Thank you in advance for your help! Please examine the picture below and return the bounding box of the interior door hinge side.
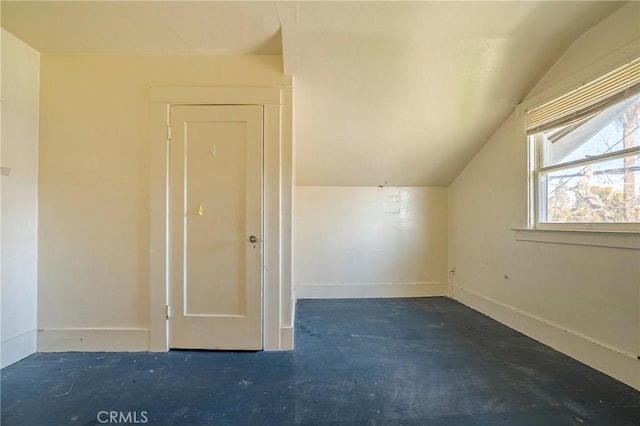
[167,125,172,141]
[166,305,171,319]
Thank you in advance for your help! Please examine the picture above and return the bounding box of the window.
[527,58,640,231]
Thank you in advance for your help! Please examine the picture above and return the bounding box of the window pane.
[541,94,640,167]
[543,154,640,223]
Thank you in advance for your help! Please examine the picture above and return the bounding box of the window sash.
[538,146,640,173]
[531,134,640,226]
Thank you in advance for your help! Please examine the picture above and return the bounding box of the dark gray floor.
[1,298,639,425]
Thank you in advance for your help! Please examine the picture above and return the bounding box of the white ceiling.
[1,1,282,55]
[1,1,627,186]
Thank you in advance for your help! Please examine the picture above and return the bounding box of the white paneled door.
[169,105,263,350]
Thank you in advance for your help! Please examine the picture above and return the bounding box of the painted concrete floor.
[1,298,639,425]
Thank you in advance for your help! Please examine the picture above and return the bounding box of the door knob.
[249,235,258,243]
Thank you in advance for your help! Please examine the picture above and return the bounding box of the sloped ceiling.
[2,1,627,186]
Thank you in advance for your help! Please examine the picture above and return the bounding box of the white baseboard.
[296,282,447,299]
[37,328,149,352]
[453,285,640,391]
[1,329,37,368]
[280,326,293,350]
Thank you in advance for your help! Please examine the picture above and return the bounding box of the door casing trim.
[149,86,289,351]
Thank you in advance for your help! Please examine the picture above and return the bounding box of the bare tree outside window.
[541,96,640,224]
[620,102,639,222]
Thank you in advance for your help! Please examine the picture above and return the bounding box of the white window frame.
[529,136,640,233]
[525,58,640,234]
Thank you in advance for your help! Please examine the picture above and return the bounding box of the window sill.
[512,228,640,250]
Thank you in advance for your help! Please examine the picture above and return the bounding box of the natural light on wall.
[527,58,640,229]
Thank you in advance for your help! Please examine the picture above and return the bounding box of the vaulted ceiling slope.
[2,1,627,186]
[280,2,626,186]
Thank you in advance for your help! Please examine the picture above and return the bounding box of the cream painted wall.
[448,2,640,389]
[1,30,40,367]
[294,187,448,298]
[38,54,290,350]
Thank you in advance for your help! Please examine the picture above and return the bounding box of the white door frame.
[149,86,292,351]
